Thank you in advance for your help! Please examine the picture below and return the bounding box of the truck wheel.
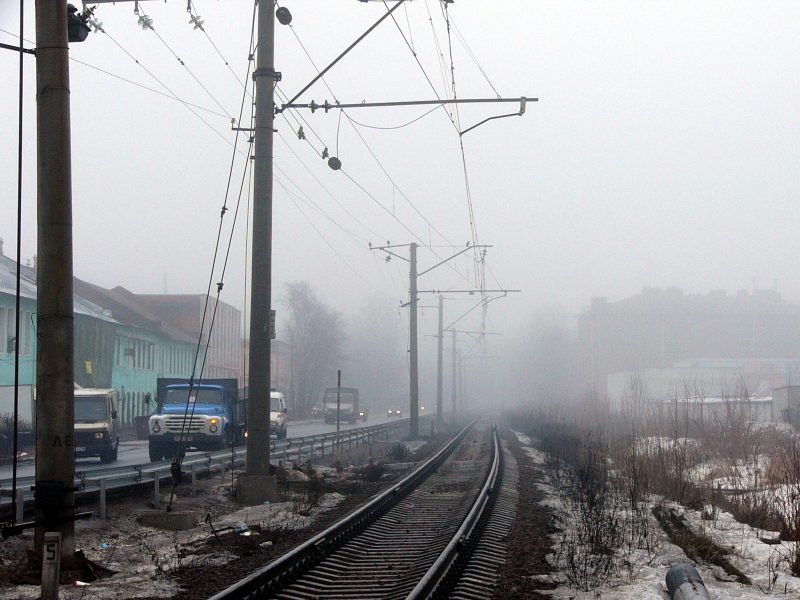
[148,443,163,462]
[100,439,119,463]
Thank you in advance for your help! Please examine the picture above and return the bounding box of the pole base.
[236,473,278,505]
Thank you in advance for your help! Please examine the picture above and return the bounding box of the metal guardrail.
[208,420,475,600]
[0,417,423,521]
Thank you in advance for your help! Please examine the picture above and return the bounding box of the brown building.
[138,294,242,384]
[578,287,800,393]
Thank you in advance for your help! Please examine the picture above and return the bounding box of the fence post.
[153,472,160,509]
[99,479,107,519]
[15,488,24,524]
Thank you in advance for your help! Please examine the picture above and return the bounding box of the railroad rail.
[0,417,420,522]
[209,421,505,600]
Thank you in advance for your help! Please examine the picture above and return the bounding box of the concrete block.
[139,510,198,531]
[236,473,278,505]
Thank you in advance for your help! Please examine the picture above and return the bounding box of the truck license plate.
[75,446,86,452]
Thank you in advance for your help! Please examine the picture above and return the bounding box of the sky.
[2,0,800,350]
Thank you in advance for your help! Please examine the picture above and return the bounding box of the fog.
[2,2,800,411]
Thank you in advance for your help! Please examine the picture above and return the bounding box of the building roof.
[73,279,197,344]
[0,254,115,323]
[0,252,197,344]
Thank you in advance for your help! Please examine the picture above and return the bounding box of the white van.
[74,388,120,463]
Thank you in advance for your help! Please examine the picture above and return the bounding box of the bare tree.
[344,293,406,411]
[285,281,344,417]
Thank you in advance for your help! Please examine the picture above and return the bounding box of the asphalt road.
[0,414,410,481]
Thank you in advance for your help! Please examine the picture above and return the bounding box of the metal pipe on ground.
[666,564,711,600]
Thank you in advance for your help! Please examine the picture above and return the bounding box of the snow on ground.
[513,431,800,599]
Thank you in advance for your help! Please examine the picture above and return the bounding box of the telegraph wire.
[146,25,233,118]
[0,28,233,120]
[72,57,230,118]
[275,131,385,240]
[101,28,239,150]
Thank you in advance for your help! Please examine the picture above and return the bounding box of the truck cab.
[147,378,242,462]
[74,388,119,463]
[323,387,360,425]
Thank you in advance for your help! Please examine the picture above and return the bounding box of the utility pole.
[371,243,491,438]
[408,243,419,437]
[451,330,457,415]
[436,295,443,423]
[34,0,76,559]
[238,0,276,504]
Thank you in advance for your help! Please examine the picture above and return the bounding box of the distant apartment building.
[578,287,800,393]
[137,294,242,383]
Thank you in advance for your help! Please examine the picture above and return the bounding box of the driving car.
[387,408,402,418]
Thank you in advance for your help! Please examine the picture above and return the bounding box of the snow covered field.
[515,431,800,599]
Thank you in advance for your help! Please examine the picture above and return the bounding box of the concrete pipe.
[666,563,711,600]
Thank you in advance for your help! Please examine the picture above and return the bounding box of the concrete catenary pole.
[436,295,443,422]
[409,242,419,438]
[34,0,76,558]
[451,329,457,415]
[239,0,277,504]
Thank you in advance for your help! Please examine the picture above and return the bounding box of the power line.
[280,16,477,287]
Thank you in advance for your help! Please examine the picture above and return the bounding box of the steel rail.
[208,421,477,600]
[407,422,501,599]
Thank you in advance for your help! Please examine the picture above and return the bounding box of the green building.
[0,248,202,428]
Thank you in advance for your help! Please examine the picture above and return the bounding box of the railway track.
[210,421,512,600]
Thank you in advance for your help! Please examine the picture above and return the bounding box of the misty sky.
[2,0,800,348]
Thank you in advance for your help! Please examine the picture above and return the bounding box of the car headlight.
[152,422,161,433]
[210,417,219,425]
[95,432,105,439]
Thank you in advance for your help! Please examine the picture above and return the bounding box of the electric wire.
[282,18,477,285]
[165,3,258,509]
[184,6,404,299]
[188,0,251,95]
[275,133,380,242]
[71,57,230,118]
[278,178,384,295]
[344,104,443,130]
[447,14,501,99]
[0,29,232,120]
[101,28,240,151]
[147,25,233,118]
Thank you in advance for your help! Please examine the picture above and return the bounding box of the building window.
[23,312,32,355]
[0,307,6,353]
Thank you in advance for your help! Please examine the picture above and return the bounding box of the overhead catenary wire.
[281,14,478,287]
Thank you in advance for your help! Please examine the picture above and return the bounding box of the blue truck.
[146,378,244,462]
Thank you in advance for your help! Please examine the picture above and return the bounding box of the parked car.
[387,408,402,418]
